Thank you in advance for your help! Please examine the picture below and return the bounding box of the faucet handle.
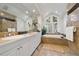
[8,33,11,36]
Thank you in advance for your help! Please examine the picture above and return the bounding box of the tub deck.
[42,34,68,46]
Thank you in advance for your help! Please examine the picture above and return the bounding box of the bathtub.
[42,34,68,45]
[43,34,64,39]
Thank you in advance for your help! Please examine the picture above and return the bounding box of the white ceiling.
[0,3,68,18]
[36,3,67,17]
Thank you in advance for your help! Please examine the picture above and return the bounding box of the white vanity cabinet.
[0,32,41,56]
[1,47,19,56]
[1,41,30,56]
[18,40,30,56]
[32,32,41,51]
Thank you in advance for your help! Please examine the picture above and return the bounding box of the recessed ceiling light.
[26,11,29,14]
[33,9,36,13]
[55,11,58,13]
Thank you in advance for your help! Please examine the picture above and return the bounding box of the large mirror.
[0,10,17,32]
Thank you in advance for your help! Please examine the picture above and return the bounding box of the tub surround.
[42,35,68,46]
[43,34,64,39]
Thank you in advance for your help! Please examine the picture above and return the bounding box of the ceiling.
[71,7,79,15]
[36,3,67,17]
[0,3,68,19]
[67,3,76,11]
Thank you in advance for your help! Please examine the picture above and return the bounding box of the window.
[53,16,57,22]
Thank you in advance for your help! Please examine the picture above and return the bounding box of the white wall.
[16,16,33,32]
[57,13,68,34]
[57,17,62,33]
[57,17,65,34]
[37,16,42,31]
[63,14,68,34]
[16,17,26,32]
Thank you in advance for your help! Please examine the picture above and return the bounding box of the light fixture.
[55,11,58,13]
[26,11,29,14]
[33,9,36,13]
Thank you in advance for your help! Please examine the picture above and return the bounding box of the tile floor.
[32,43,78,56]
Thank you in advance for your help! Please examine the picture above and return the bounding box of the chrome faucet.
[4,33,11,37]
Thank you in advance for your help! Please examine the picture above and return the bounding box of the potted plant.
[42,26,47,35]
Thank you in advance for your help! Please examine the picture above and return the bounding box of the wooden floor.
[32,35,78,56]
[32,43,77,56]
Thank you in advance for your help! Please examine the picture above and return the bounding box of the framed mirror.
[0,10,17,32]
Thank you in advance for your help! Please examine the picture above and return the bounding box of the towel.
[66,26,76,41]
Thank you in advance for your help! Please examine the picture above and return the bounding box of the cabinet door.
[19,43,29,56]
[1,48,19,56]
[32,33,41,49]
[29,35,36,54]
[29,33,41,55]
[19,39,31,56]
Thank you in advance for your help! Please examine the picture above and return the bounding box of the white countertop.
[0,32,38,46]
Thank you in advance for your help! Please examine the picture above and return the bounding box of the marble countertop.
[0,32,38,46]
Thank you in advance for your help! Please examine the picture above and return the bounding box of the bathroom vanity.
[0,32,41,56]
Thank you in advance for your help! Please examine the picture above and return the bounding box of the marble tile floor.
[32,43,78,56]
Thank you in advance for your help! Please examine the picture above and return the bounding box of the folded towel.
[66,26,76,41]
